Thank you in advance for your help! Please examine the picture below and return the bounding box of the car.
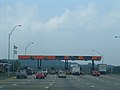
[41,69,48,77]
[58,70,66,78]
[36,72,45,79]
[16,70,27,79]
[92,70,100,76]
[32,70,36,74]
[26,68,32,75]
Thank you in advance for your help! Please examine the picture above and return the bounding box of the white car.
[58,70,66,78]
[41,69,48,76]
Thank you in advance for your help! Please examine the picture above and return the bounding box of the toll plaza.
[18,55,101,70]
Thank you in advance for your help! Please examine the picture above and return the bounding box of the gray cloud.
[0,2,120,65]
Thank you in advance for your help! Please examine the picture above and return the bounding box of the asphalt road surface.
[0,74,120,90]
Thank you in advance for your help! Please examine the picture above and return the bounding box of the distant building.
[113,66,120,73]
[0,59,8,72]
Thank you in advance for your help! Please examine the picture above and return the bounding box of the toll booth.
[18,55,101,71]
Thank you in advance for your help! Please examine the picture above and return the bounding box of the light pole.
[115,36,120,38]
[25,42,34,55]
[92,50,104,64]
[8,25,21,76]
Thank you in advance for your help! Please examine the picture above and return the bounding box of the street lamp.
[8,25,21,76]
[25,42,34,55]
[92,50,104,64]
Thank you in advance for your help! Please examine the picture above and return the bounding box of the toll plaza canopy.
[18,55,101,61]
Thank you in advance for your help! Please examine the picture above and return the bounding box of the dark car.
[92,70,100,76]
[26,69,32,75]
[16,70,27,79]
[36,72,45,79]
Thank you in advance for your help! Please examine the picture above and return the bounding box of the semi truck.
[70,64,80,75]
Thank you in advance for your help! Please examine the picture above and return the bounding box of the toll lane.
[50,75,98,90]
[0,74,120,90]
[73,75,120,90]
[0,74,56,90]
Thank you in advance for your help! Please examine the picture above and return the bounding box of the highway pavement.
[0,74,120,90]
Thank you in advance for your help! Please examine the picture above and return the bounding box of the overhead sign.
[18,55,101,61]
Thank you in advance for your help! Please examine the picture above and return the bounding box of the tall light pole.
[92,50,104,64]
[8,25,21,76]
[115,36,120,38]
[25,42,34,55]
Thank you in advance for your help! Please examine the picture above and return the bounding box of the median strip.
[0,76,16,83]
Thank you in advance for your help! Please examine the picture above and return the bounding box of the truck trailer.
[70,64,80,75]
[98,64,107,75]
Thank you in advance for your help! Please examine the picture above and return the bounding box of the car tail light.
[41,74,44,77]
[36,74,38,77]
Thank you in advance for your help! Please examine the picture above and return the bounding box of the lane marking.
[52,82,54,84]
[21,82,26,84]
[50,84,52,86]
[96,78,99,80]
[91,85,95,87]
[45,87,49,89]
[28,80,30,82]
[85,83,89,85]
[115,83,119,86]
[71,75,78,80]
[0,76,16,83]
[12,84,17,86]
[0,86,3,89]
[107,81,110,83]
[101,89,105,90]
[81,81,84,83]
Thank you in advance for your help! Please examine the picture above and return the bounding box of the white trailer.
[98,64,107,74]
[70,64,80,75]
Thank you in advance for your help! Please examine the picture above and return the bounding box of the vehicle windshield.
[0,0,120,90]
[42,69,47,71]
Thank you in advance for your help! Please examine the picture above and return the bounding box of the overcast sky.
[0,0,120,66]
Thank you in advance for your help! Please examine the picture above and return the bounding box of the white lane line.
[21,82,26,84]
[50,84,52,86]
[85,83,89,85]
[12,84,17,86]
[52,82,54,84]
[0,86,3,89]
[81,81,84,83]
[71,75,78,80]
[96,78,99,80]
[45,87,49,89]
[91,85,95,87]
[28,80,30,82]
[107,81,110,83]
[115,83,119,86]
